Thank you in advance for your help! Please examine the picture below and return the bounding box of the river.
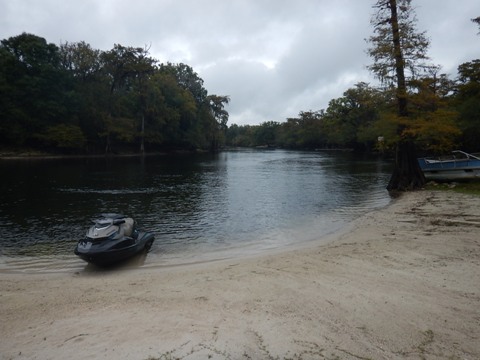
[0,149,392,272]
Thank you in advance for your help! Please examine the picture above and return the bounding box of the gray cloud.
[1,0,478,125]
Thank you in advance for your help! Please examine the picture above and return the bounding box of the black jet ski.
[74,213,154,266]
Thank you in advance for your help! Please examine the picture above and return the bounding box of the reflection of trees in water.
[0,151,391,261]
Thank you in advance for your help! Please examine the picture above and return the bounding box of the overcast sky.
[1,0,479,126]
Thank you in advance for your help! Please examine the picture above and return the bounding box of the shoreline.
[0,207,368,276]
[0,151,173,161]
[1,190,479,359]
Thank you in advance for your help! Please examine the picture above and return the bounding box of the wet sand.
[1,190,479,359]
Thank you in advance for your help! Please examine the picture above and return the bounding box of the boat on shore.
[74,214,155,266]
[418,150,480,181]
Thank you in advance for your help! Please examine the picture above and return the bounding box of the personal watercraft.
[74,213,155,266]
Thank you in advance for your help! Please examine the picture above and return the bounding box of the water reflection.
[0,150,392,271]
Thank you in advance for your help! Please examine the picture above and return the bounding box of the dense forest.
[0,33,230,154]
[226,62,480,155]
[1,32,479,156]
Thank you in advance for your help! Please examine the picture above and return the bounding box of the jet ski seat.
[121,218,135,237]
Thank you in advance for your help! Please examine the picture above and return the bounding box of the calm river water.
[0,149,392,272]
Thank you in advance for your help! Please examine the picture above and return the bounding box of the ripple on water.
[0,150,392,272]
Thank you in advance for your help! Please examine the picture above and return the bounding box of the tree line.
[2,7,479,160]
[226,62,480,155]
[0,33,230,154]
[227,3,479,162]
[227,60,480,154]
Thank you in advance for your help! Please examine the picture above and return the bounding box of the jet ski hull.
[75,231,154,266]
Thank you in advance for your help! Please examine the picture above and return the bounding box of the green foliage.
[0,33,229,154]
[226,83,390,151]
[37,124,86,149]
[255,121,280,147]
[227,7,480,158]
[403,110,461,153]
[425,181,480,196]
[225,71,478,155]
[367,0,432,86]
[226,124,257,147]
[1,30,478,157]
[404,74,462,153]
[0,33,74,147]
[455,60,480,151]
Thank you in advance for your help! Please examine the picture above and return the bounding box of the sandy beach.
[1,190,479,359]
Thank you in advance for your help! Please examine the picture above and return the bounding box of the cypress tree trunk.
[387,140,425,191]
[390,0,408,118]
[140,113,145,154]
[386,0,425,191]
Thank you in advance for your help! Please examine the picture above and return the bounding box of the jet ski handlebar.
[91,214,128,226]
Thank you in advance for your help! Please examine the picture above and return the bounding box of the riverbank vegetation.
[1,24,479,156]
[226,5,479,160]
[225,59,479,156]
[0,33,229,154]
[426,181,480,196]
